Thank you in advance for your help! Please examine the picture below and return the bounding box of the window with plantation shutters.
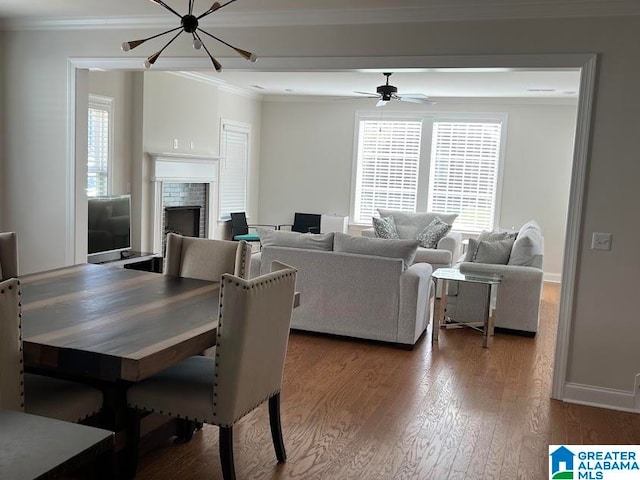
[428,121,502,232]
[219,121,250,220]
[354,120,423,224]
[87,95,113,197]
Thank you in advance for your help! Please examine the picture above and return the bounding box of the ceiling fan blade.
[353,91,379,96]
[376,99,389,107]
[397,95,436,105]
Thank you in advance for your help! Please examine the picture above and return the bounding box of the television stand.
[88,251,163,273]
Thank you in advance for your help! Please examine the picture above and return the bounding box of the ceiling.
[190,69,581,100]
[1,0,639,25]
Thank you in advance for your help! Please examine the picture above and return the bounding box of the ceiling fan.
[354,72,435,107]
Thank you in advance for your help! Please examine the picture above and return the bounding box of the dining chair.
[0,278,104,423]
[126,261,298,480]
[0,231,18,280]
[278,212,322,234]
[164,232,252,281]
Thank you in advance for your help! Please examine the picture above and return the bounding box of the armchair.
[278,212,321,234]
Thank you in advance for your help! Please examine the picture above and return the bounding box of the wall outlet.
[173,138,179,149]
[591,232,612,250]
[634,374,640,411]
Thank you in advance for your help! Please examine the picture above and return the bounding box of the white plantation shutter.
[87,95,113,197]
[428,121,502,232]
[219,122,250,219]
[354,120,422,224]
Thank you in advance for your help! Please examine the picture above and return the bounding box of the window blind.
[219,123,249,220]
[428,121,502,232]
[354,120,422,224]
[87,106,110,197]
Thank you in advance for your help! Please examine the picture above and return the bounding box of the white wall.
[259,99,577,279]
[1,16,640,403]
[88,70,134,195]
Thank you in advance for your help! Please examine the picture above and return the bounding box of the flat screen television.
[87,194,132,257]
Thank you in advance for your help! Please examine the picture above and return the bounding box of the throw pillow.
[463,238,480,262]
[416,217,452,249]
[333,232,419,269]
[473,238,515,264]
[464,230,518,262]
[378,208,458,239]
[372,216,399,239]
[257,227,334,251]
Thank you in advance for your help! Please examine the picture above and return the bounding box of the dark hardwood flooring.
[136,284,640,479]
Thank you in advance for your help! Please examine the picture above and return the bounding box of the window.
[353,120,423,224]
[351,113,505,231]
[428,121,502,232]
[219,120,250,220]
[87,95,113,197]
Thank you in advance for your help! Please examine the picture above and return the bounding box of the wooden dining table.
[19,263,222,473]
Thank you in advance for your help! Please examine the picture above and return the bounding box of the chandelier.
[121,0,256,71]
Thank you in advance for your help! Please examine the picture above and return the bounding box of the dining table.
[19,263,222,474]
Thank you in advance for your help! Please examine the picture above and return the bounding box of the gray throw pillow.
[463,238,480,262]
[334,232,418,269]
[257,227,334,251]
[464,230,517,261]
[473,238,515,264]
[372,216,399,239]
[416,217,452,248]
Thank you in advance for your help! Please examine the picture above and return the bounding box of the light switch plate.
[591,232,612,250]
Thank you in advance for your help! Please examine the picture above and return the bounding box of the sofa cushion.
[372,216,399,239]
[257,228,334,251]
[473,238,515,264]
[377,209,458,240]
[416,217,452,248]
[334,232,418,268]
[463,230,517,262]
[508,220,543,267]
[414,247,452,266]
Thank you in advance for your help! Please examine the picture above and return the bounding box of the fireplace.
[148,153,219,255]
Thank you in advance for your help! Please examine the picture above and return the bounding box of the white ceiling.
[192,69,581,99]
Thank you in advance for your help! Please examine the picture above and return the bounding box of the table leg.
[432,278,447,343]
[483,283,493,349]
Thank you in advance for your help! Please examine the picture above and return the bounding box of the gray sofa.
[362,209,462,270]
[445,221,544,335]
[250,230,433,347]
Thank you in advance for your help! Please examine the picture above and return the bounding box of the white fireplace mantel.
[147,152,220,254]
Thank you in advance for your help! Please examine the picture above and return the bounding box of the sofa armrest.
[437,231,462,260]
[361,228,376,238]
[249,252,262,279]
[398,262,433,345]
[459,261,543,283]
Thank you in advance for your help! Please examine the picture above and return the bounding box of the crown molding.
[169,71,263,100]
[6,1,640,31]
[263,95,579,106]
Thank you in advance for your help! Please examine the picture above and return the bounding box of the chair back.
[164,233,251,281]
[213,262,297,426]
[230,212,249,238]
[0,232,18,280]
[0,278,24,412]
[292,213,321,234]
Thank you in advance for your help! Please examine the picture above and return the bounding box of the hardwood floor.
[136,283,640,479]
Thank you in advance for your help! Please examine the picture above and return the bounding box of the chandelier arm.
[149,0,182,18]
[148,30,184,65]
[128,25,183,46]
[194,33,222,71]
[197,0,238,20]
[197,28,255,61]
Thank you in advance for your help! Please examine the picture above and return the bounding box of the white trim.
[544,273,562,283]
[7,1,640,31]
[563,382,638,413]
[168,72,263,100]
[264,95,579,106]
[66,60,76,266]
[551,55,598,401]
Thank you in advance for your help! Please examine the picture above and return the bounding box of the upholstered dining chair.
[164,232,252,281]
[126,262,298,480]
[0,278,104,423]
[0,231,18,280]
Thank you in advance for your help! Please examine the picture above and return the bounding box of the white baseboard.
[544,273,561,283]
[563,382,638,413]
